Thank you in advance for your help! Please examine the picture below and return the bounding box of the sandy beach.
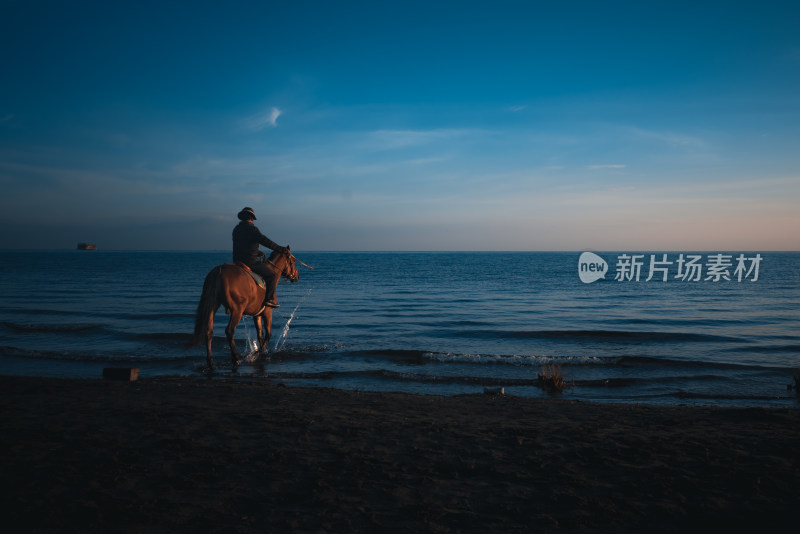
[1,375,798,533]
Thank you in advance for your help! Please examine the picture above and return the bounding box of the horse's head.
[283,249,299,283]
[269,247,299,283]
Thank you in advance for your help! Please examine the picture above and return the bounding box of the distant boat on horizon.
[77,243,97,250]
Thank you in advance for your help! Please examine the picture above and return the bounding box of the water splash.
[242,318,261,363]
[270,289,312,353]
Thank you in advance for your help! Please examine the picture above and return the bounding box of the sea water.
[0,250,798,407]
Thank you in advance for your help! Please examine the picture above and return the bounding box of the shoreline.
[2,375,799,532]
[3,362,798,409]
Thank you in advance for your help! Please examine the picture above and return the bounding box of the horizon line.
[1,248,797,254]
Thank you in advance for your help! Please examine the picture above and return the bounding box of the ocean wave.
[420,352,764,370]
[135,332,194,342]
[347,349,429,362]
[239,369,742,390]
[266,347,772,371]
[613,355,753,369]
[422,352,603,367]
[723,344,800,353]
[270,348,609,368]
[454,329,747,343]
[0,322,199,345]
[2,308,81,317]
[641,391,796,402]
[573,375,728,388]
[275,343,347,355]
[0,345,192,364]
[0,321,104,334]
[246,369,540,386]
[108,312,196,321]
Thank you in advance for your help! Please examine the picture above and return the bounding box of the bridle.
[282,251,299,283]
[264,250,312,283]
[264,249,299,283]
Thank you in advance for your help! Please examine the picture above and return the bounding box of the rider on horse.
[232,207,289,309]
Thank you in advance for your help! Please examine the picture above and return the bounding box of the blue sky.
[1,0,798,250]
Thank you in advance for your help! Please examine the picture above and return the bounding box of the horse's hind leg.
[205,311,215,370]
[254,316,265,355]
[226,310,243,367]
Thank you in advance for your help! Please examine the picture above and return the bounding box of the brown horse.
[189,249,299,370]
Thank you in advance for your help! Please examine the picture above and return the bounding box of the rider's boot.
[265,284,279,308]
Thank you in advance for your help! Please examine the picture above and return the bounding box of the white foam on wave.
[422,352,604,366]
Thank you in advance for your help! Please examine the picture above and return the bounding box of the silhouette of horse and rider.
[189,207,300,370]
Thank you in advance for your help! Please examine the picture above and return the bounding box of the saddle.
[230,261,267,290]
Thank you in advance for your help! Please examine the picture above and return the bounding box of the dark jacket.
[232,221,284,266]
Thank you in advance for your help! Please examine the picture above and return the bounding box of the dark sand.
[2,376,798,533]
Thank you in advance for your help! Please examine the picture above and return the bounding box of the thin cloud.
[241,107,282,131]
[586,164,626,169]
[630,127,704,147]
[507,105,527,112]
[364,128,481,150]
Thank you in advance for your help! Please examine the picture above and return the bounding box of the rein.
[290,254,315,270]
[263,251,314,276]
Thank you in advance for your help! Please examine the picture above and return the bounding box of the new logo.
[578,252,608,284]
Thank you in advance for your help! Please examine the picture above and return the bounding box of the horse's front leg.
[261,308,273,353]
[226,310,243,368]
[254,309,273,355]
[253,315,265,355]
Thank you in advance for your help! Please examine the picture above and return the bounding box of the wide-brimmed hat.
[237,207,257,221]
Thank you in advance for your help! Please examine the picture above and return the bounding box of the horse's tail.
[187,266,221,348]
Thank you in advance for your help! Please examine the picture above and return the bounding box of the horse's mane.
[267,249,284,262]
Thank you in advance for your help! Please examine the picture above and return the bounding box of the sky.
[1,0,798,251]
